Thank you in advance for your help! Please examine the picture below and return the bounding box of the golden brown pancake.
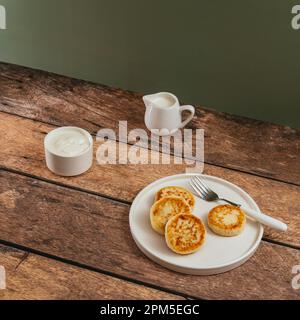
[208,204,246,237]
[165,213,206,254]
[150,196,191,235]
[155,186,195,209]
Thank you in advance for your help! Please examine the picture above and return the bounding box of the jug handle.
[179,105,195,128]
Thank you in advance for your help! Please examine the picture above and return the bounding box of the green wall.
[0,0,299,128]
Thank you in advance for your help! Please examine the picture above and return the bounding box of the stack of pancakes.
[150,186,206,255]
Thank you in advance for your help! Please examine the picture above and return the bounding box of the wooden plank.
[0,244,182,300]
[0,63,299,185]
[0,170,299,300]
[0,112,299,247]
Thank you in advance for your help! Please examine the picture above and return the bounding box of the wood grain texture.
[0,63,299,184]
[0,170,299,300]
[0,245,181,300]
[0,112,299,247]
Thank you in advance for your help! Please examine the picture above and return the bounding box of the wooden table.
[0,62,299,300]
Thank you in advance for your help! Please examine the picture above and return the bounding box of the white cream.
[46,127,91,157]
[153,95,175,108]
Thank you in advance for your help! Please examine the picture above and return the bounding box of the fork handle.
[220,198,287,231]
[242,207,288,232]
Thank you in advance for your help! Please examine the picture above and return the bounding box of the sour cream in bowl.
[44,127,93,176]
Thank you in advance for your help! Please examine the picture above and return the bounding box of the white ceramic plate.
[129,173,263,275]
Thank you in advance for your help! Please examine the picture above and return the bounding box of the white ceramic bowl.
[44,126,93,176]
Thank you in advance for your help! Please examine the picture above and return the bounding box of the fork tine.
[191,177,207,195]
[190,183,204,199]
[195,176,212,193]
[189,180,205,199]
[192,176,208,195]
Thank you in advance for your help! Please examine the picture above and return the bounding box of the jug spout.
[143,92,178,109]
[142,94,157,108]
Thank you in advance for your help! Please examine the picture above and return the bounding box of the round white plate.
[129,173,263,275]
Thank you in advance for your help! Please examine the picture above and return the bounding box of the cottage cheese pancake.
[165,213,206,255]
[150,196,191,235]
[155,186,195,209]
[208,204,246,237]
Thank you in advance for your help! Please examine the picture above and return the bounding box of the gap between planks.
[0,238,197,300]
[0,109,299,188]
[0,165,299,252]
